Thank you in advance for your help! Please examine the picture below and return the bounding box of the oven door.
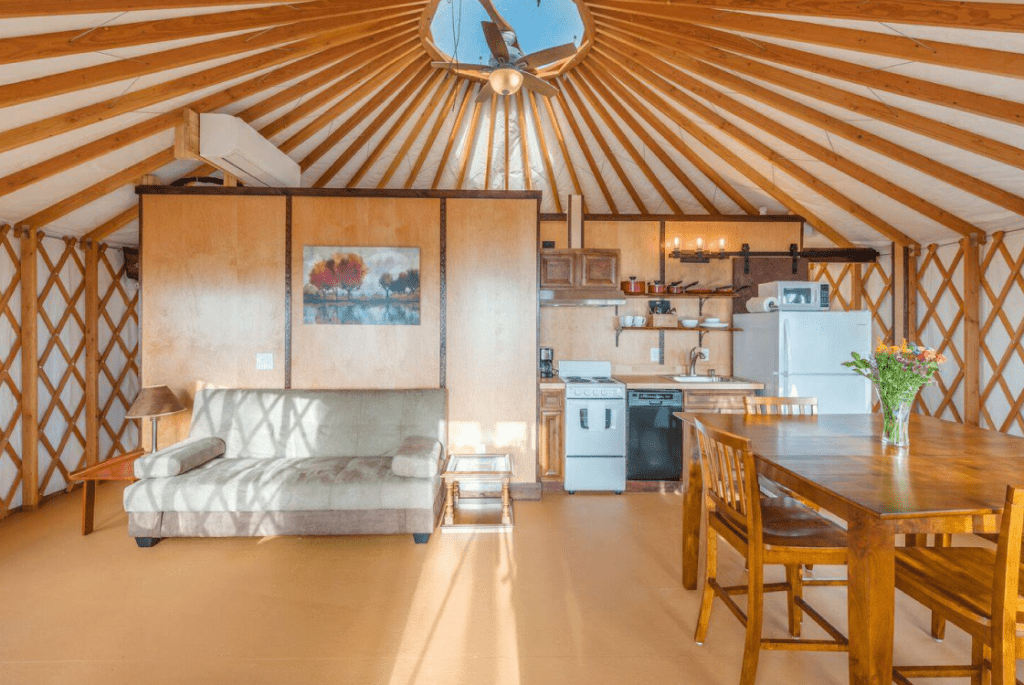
[565,398,625,457]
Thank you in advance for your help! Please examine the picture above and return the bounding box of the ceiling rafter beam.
[526,90,562,213]
[0,6,425,108]
[570,69,684,214]
[0,29,405,198]
[516,92,533,192]
[403,81,468,188]
[603,0,1024,33]
[541,95,585,210]
[378,79,459,188]
[590,49,854,246]
[485,93,498,191]
[577,62,718,214]
[455,94,487,189]
[431,83,478,189]
[594,45,916,245]
[0,0,303,18]
[504,94,510,191]
[592,7,1024,127]
[561,77,649,213]
[312,60,434,187]
[0,0,424,65]
[601,29,1019,226]
[553,89,620,212]
[589,0,1024,79]
[346,70,449,188]
[596,12,1024,171]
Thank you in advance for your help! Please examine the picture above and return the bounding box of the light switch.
[650,347,660,362]
[255,353,274,370]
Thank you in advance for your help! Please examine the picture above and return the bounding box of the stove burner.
[563,376,619,384]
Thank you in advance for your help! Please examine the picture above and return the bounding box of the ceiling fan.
[431,0,577,101]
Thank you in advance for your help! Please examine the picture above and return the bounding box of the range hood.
[539,287,626,307]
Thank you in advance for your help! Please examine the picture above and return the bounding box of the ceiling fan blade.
[476,84,495,103]
[515,43,577,69]
[520,72,558,98]
[431,61,490,73]
[477,0,514,34]
[481,21,509,62]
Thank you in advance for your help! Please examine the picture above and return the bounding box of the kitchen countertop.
[613,374,764,391]
[538,377,565,390]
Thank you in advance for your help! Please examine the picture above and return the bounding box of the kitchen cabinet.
[682,390,753,414]
[539,249,619,289]
[539,388,565,481]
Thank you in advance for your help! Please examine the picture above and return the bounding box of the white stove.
[559,361,626,494]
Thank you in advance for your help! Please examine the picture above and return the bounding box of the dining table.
[674,411,1024,685]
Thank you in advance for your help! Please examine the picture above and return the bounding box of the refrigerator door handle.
[781,318,791,394]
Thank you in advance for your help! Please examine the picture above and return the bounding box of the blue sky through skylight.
[430,0,584,64]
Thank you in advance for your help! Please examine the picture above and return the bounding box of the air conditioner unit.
[199,113,301,187]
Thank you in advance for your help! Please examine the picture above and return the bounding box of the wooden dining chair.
[743,396,819,416]
[893,485,1024,685]
[692,419,849,685]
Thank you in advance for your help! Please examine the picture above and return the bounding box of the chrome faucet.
[688,347,701,376]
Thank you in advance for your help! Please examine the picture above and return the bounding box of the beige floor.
[0,484,1005,685]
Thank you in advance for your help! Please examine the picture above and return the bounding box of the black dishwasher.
[626,390,683,480]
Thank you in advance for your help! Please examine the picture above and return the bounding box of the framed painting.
[302,246,421,325]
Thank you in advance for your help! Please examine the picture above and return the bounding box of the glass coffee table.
[440,453,513,532]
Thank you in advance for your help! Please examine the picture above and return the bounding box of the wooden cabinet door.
[579,250,618,288]
[540,252,576,288]
[683,390,750,414]
[538,390,565,481]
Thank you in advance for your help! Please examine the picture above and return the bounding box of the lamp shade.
[488,67,523,96]
[125,385,186,419]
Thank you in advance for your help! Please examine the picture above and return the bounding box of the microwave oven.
[757,281,830,310]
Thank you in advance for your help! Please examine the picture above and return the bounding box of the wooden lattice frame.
[35,237,87,496]
[97,246,139,460]
[915,243,966,422]
[810,260,893,342]
[0,226,22,518]
[978,231,1024,435]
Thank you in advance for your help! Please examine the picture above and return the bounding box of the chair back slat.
[992,486,1024,636]
[744,396,818,416]
[694,419,761,539]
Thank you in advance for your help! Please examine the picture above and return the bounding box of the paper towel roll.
[745,296,779,313]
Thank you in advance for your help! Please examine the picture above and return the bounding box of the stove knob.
[600,389,608,396]
[583,389,592,396]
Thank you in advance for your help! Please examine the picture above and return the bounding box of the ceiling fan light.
[489,67,524,96]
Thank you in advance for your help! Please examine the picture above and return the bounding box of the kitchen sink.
[663,375,730,383]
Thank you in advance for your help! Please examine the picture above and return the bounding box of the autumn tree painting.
[303,246,420,326]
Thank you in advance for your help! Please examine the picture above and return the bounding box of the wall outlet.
[650,347,660,362]
[699,347,710,361]
[255,353,274,370]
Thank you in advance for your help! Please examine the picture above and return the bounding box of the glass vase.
[876,387,914,447]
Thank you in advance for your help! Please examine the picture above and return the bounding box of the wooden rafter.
[605,0,1024,33]
[403,81,469,188]
[599,32,991,237]
[455,96,487,189]
[592,8,1024,127]
[485,93,498,191]
[0,0,298,17]
[541,95,585,209]
[504,95,510,192]
[590,0,1024,79]
[516,92,533,192]
[596,13,1024,172]
[379,79,459,188]
[568,71,683,213]
[429,83,476,189]
[346,70,449,187]
[595,45,909,245]
[561,76,649,213]
[312,61,434,187]
[526,90,562,213]
[554,88,619,213]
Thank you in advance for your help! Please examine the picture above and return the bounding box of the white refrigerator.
[733,310,873,414]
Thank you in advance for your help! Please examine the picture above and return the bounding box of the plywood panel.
[540,221,660,368]
[290,197,441,390]
[540,220,565,248]
[447,198,538,483]
[141,195,287,448]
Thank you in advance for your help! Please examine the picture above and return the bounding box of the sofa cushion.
[133,437,225,478]
[188,388,446,460]
[123,456,438,513]
[390,436,443,479]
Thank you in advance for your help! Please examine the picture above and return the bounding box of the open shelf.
[614,324,741,347]
[620,291,743,298]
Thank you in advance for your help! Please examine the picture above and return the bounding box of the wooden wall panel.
[290,197,441,390]
[447,198,538,483]
[540,220,565,248]
[141,195,287,448]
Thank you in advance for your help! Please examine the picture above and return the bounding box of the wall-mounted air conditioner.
[199,113,301,188]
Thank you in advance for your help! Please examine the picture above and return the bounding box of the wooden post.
[907,247,918,344]
[19,227,38,510]
[963,234,981,427]
[84,241,99,467]
[851,263,863,311]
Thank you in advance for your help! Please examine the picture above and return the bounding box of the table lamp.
[125,385,186,452]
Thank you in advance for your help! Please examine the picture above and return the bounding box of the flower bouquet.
[844,340,946,447]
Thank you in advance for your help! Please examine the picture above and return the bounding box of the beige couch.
[123,388,446,546]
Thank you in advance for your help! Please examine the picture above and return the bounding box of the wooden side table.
[69,449,145,535]
[440,453,513,532]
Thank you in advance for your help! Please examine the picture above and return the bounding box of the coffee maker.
[539,347,555,378]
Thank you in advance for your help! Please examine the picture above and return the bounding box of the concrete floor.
[0,484,1003,684]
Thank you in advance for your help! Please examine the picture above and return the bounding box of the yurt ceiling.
[0,0,1023,249]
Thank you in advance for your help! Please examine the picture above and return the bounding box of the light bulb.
[674,237,680,248]
[696,237,704,250]
[719,238,726,250]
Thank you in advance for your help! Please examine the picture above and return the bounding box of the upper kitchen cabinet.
[540,249,620,289]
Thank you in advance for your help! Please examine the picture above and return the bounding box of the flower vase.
[876,388,914,447]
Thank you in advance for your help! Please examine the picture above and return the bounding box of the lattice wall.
[915,242,966,424]
[0,230,139,519]
[978,232,1024,436]
[810,259,893,345]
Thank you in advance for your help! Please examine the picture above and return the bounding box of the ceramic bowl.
[680,319,699,328]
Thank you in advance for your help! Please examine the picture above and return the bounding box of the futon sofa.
[123,388,446,546]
